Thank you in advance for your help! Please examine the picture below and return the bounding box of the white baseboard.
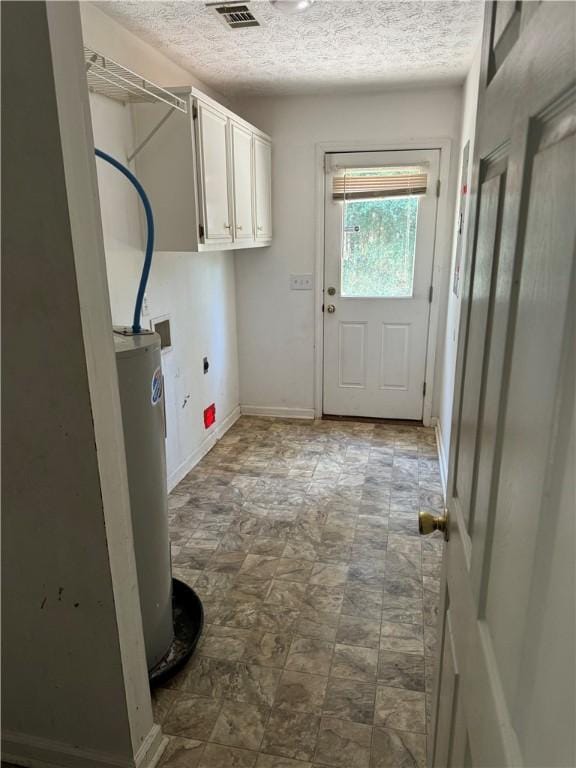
[167,405,241,491]
[435,420,448,501]
[2,725,166,768]
[134,725,168,768]
[240,405,316,420]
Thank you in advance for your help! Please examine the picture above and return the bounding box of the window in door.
[333,166,427,298]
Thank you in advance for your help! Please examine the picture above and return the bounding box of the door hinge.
[199,224,204,239]
[428,285,433,303]
[423,382,427,397]
[436,178,441,198]
[192,104,198,120]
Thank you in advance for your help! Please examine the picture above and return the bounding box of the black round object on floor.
[149,578,204,686]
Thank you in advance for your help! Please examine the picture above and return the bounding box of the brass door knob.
[419,510,449,540]
[326,304,336,314]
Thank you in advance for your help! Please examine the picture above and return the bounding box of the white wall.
[436,48,482,489]
[81,4,240,489]
[235,88,463,419]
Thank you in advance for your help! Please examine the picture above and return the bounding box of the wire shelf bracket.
[127,107,176,163]
[85,47,188,162]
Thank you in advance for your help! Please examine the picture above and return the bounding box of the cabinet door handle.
[257,225,263,231]
[236,224,243,230]
[224,223,231,229]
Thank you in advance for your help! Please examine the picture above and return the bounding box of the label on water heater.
[151,367,163,405]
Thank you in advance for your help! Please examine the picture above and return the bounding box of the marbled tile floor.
[155,417,444,768]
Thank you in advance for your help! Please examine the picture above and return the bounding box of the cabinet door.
[196,102,232,243]
[254,136,272,241]
[231,122,254,242]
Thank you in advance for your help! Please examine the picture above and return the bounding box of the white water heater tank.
[113,328,173,670]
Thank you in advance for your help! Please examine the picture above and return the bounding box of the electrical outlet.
[290,274,313,291]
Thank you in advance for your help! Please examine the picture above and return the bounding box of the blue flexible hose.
[95,148,154,334]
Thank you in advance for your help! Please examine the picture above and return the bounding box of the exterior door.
[196,102,233,243]
[428,4,575,767]
[323,149,440,419]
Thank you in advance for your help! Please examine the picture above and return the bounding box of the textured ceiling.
[97,0,484,96]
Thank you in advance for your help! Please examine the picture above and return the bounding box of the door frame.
[313,137,454,424]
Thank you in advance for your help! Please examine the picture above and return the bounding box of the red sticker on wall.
[204,403,216,429]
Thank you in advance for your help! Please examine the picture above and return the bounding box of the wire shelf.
[85,47,187,113]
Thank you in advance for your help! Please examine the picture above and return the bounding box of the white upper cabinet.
[231,122,254,242]
[254,136,272,241]
[132,88,271,252]
[196,102,232,244]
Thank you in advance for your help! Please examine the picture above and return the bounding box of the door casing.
[313,138,455,423]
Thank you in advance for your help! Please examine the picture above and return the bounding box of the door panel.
[493,0,518,43]
[379,323,410,390]
[434,607,460,768]
[483,126,575,706]
[196,103,232,243]
[514,414,575,768]
[455,166,505,530]
[430,4,575,767]
[323,149,440,420]
[231,122,254,241]
[338,322,367,387]
[489,1,523,78]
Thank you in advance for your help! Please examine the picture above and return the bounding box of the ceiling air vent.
[207,2,262,29]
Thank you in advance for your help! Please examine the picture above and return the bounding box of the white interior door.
[254,136,272,240]
[196,102,232,243]
[231,121,254,242]
[323,149,440,419]
[429,4,575,766]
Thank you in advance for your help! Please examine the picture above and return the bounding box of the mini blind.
[332,165,428,201]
